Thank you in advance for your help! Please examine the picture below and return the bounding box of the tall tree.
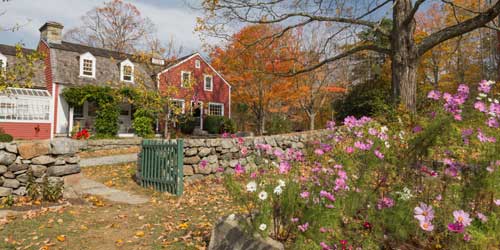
[210,24,301,135]
[65,0,156,53]
[198,0,500,112]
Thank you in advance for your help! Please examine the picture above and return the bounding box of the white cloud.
[0,0,202,52]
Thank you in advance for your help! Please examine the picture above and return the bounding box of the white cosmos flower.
[258,191,268,200]
[381,126,388,133]
[227,214,236,221]
[278,179,286,187]
[246,181,257,192]
[384,141,390,148]
[264,159,269,164]
[479,93,487,98]
[272,161,279,167]
[274,186,283,195]
[259,223,267,231]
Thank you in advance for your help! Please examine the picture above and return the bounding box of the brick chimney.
[39,21,64,44]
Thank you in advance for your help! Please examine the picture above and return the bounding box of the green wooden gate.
[139,139,184,195]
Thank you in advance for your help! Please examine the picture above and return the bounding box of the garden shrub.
[222,117,237,133]
[94,103,119,138]
[266,114,292,134]
[204,115,225,134]
[179,115,197,134]
[133,116,154,138]
[222,81,500,249]
[0,133,13,142]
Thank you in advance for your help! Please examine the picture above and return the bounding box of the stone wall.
[0,140,81,197]
[80,138,142,151]
[181,130,330,181]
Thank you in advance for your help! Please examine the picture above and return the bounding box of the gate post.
[176,139,184,196]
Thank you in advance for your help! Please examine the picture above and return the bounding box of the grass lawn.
[0,163,240,250]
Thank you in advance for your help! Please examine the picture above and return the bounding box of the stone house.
[0,21,232,139]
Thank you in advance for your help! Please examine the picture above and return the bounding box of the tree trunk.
[391,0,418,112]
[308,112,316,130]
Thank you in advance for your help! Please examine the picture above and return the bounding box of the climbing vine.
[62,85,120,138]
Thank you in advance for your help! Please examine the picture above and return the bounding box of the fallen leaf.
[135,231,145,237]
[56,235,66,242]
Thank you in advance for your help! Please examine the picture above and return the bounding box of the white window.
[181,71,191,87]
[195,59,200,69]
[208,103,224,116]
[120,59,134,82]
[170,99,185,115]
[79,52,96,78]
[0,88,51,122]
[204,75,213,91]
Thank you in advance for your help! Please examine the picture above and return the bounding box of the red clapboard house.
[157,53,232,130]
[0,21,231,140]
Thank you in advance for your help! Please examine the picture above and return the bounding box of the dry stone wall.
[0,140,81,197]
[181,130,330,181]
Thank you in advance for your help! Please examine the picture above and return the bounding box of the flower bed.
[220,81,499,249]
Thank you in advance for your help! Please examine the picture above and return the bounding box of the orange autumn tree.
[210,24,301,135]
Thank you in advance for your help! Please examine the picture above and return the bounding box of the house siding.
[0,122,51,140]
[158,54,230,116]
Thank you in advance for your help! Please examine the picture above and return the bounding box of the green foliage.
[1,195,15,207]
[266,114,292,134]
[26,173,64,202]
[333,79,395,121]
[133,116,154,138]
[0,133,13,142]
[0,44,45,91]
[179,115,197,134]
[204,115,237,134]
[94,103,119,137]
[222,117,237,133]
[204,115,225,134]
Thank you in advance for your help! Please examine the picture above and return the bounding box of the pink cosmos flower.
[300,191,310,199]
[374,150,384,159]
[494,199,500,206]
[419,220,434,232]
[414,203,435,222]
[279,161,291,174]
[326,120,336,130]
[436,194,442,201]
[240,146,248,156]
[345,146,354,154]
[477,129,496,143]
[291,217,299,223]
[320,190,335,202]
[453,210,472,227]
[412,125,422,133]
[314,148,325,156]
[320,242,332,250]
[234,163,245,174]
[476,212,488,222]
[216,167,224,172]
[487,117,499,128]
[334,177,347,191]
[490,103,500,115]
[221,132,230,138]
[368,128,378,136]
[199,160,208,169]
[463,233,471,242]
[427,90,441,100]
[250,172,258,179]
[478,80,491,93]
[237,137,244,145]
[298,222,309,232]
[474,101,487,112]
[274,149,284,159]
[319,227,327,233]
[448,222,465,233]
[377,197,395,210]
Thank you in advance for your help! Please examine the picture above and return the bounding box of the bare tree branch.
[418,0,500,56]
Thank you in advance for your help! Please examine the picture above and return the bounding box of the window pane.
[209,103,223,116]
[83,59,93,76]
[205,76,212,90]
[123,65,133,81]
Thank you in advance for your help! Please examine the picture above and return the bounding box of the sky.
[0,0,203,53]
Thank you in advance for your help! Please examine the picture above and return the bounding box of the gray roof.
[0,44,46,89]
[47,41,163,88]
